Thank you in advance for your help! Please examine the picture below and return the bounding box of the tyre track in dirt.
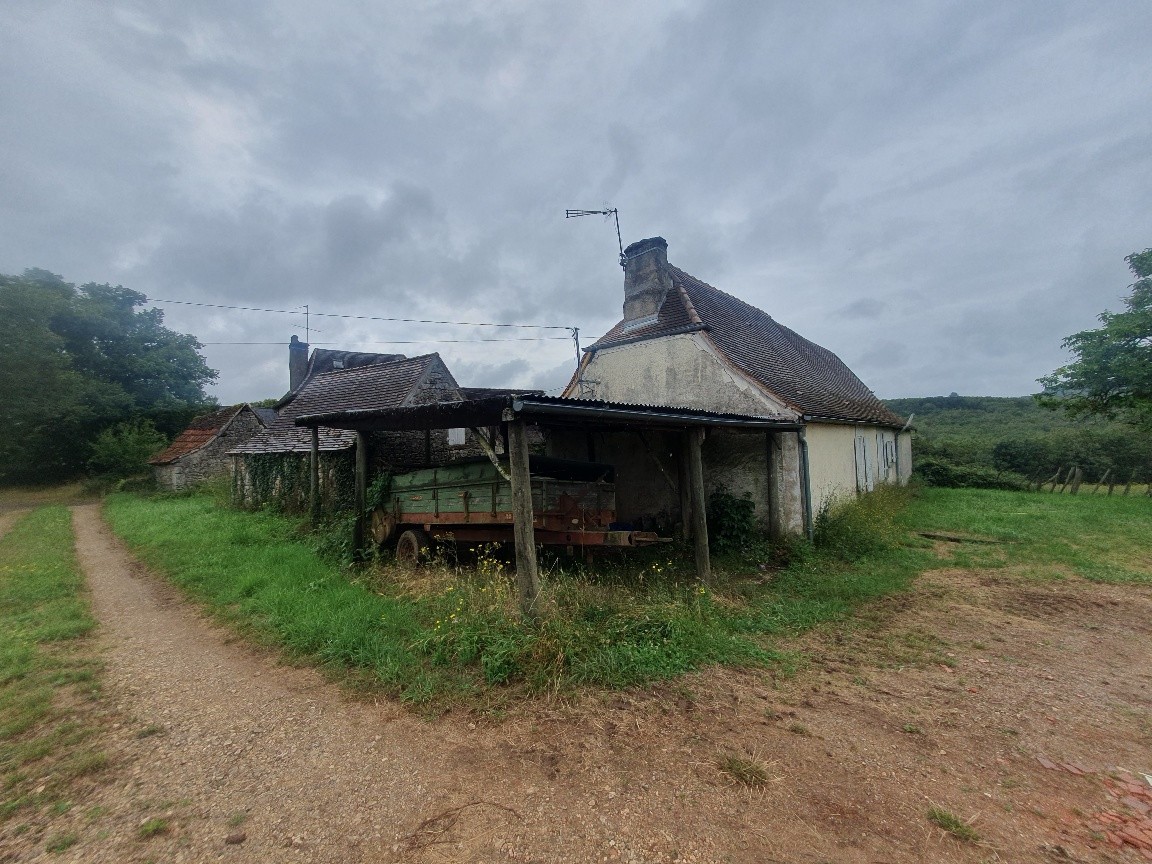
[68,503,493,863]
[38,503,1152,864]
[65,504,733,864]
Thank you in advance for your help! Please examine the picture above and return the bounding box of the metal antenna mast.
[565,207,625,268]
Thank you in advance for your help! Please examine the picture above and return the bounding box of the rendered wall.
[897,431,913,484]
[805,422,907,515]
[804,423,860,515]
[576,333,789,416]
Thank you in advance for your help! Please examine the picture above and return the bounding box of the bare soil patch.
[3,505,1149,863]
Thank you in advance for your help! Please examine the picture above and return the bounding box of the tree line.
[0,270,216,484]
[892,245,1152,490]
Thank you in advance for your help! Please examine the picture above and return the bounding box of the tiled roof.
[277,348,406,407]
[590,265,905,427]
[149,405,244,465]
[253,407,277,425]
[231,355,451,455]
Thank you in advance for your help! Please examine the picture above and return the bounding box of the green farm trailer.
[370,456,663,561]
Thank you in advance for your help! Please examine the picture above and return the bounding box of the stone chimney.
[622,237,672,322]
[289,335,309,392]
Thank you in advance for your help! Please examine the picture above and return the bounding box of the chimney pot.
[622,236,671,322]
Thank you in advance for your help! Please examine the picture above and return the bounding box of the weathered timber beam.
[507,419,541,620]
[353,431,368,555]
[684,427,711,585]
[309,427,320,526]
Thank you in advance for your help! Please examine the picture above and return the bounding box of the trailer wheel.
[370,509,397,546]
[395,529,431,567]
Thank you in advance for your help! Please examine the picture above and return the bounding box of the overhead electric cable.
[200,337,571,345]
[145,296,572,330]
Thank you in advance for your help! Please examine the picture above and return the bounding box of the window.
[447,428,467,447]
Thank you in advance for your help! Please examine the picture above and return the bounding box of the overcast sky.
[2,1,1149,404]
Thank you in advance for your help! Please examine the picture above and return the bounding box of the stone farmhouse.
[565,237,911,533]
[228,345,494,512]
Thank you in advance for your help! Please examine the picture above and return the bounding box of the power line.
[146,296,572,331]
[200,337,571,345]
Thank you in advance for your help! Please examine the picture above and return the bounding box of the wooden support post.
[507,419,541,621]
[309,427,321,525]
[766,432,784,540]
[1124,469,1136,496]
[1069,466,1083,495]
[677,448,691,541]
[684,427,711,585]
[353,431,368,555]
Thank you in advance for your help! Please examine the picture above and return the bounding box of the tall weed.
[814,485,912,560]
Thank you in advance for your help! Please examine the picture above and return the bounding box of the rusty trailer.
[371,455,663,562]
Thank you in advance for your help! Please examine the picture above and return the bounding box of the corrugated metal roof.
[590,264,906,427]
[294,392,801,433]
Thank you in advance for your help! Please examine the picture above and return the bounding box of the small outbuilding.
[149,404,273,491]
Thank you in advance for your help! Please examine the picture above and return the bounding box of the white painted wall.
[804,423,858,515]
[806,422,907,515]
[573,333,790,416]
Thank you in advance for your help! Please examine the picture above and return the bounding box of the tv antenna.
[566,207,625,268]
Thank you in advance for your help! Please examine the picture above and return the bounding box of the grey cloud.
[2,1,1151,404]
[835,299,888,321]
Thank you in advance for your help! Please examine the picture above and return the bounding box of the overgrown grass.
[0,507,106,826]
[104,488,932,706]
[902,487,1152,582]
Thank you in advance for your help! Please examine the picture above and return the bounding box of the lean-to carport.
[295,395,802,618]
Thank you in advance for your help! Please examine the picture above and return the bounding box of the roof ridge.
[308,352,438,380]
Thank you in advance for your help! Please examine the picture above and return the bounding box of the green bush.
[914,456,1027,490]
[87,419,167,479]
[707,487,763,556]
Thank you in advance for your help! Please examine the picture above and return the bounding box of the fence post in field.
[1069,467,1083,495]
[1124,469,1136,496]
[1108,472,1117,495]
[1059,466,1075,494]
[1048,466,1064,493]
[1093,468,1110,495]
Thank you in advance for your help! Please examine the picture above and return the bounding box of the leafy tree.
[0,270,217,484]
[1038,249,1152,430]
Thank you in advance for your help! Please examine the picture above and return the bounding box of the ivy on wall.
[233,453,355,514]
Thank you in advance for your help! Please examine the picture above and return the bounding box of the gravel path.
[68,504,504,863]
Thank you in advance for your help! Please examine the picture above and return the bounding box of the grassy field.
[0,507,107,839]
[905,487,1152,583]
[104,487,933,706]
[102,486,1152,708]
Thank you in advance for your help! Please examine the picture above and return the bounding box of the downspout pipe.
[798,426,814,543]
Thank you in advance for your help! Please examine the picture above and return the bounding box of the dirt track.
[4,504,1152,863]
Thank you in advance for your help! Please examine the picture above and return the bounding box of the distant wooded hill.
[881,395,1151,487]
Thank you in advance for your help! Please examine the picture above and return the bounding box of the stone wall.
[155,409,266,492]
[231,451,355,513]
